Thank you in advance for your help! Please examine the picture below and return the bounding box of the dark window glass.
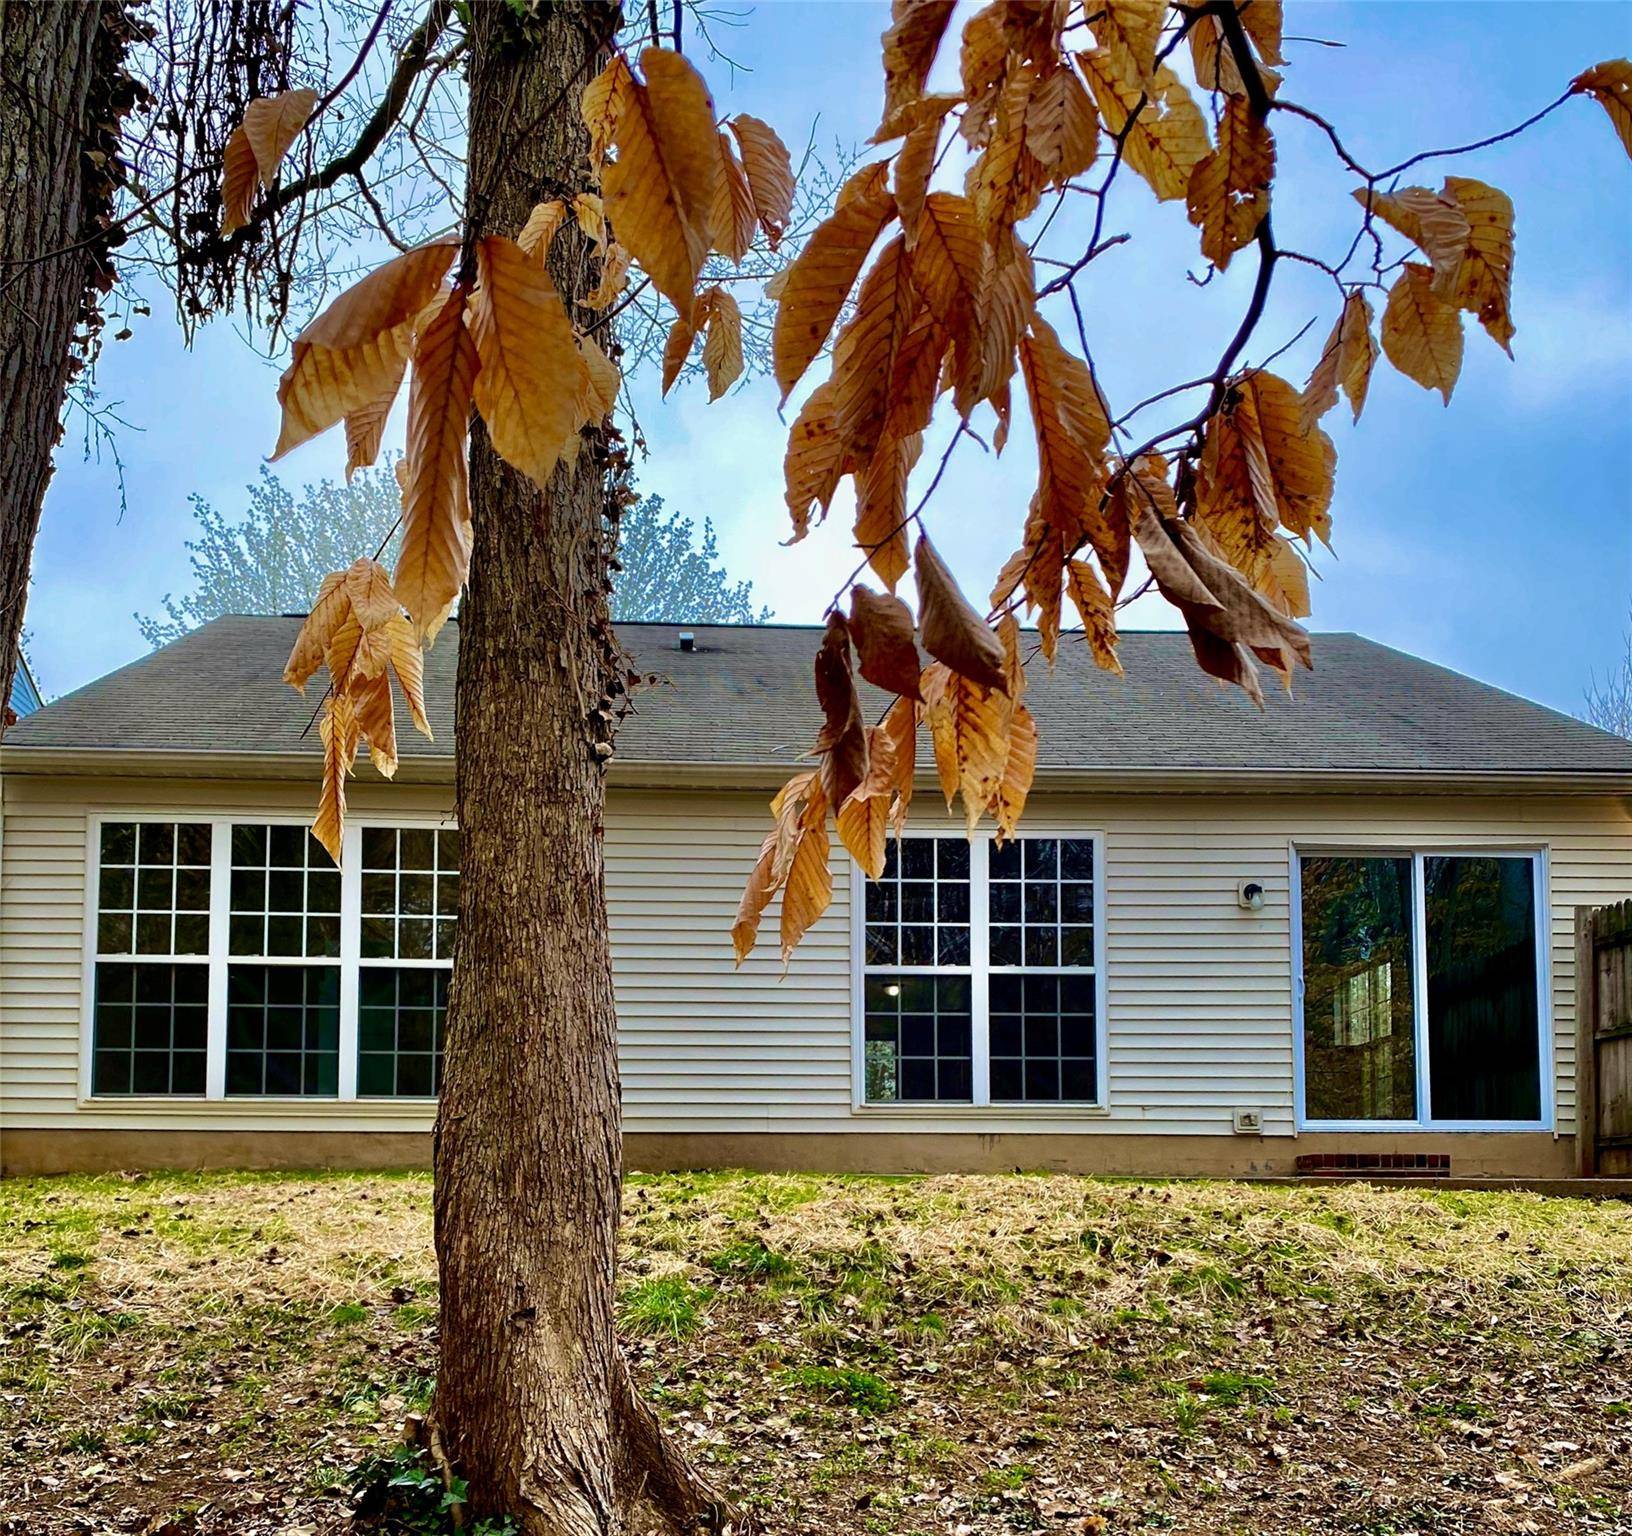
[356,967,449,1098]
[863,838,971,976]
[232,823,340,958]
[224,964,340,1097]
[989,971,1097,1103]
[1300,855,1417,1121]
[361,825,460,959]
[862,974,972,1103]
[96,821,211,958]
[91,962,208,1095]
[1424,856,1541,1122]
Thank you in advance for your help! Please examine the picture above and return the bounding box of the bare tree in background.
[1584,613,1632,738]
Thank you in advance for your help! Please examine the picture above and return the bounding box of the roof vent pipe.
[678,631,695,652]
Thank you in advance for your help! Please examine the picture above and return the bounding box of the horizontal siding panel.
[5,778,1629,1140]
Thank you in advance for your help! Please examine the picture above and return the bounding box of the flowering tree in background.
[139,475,766,644]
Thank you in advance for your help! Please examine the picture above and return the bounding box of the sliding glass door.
[1297,851,1547,1129]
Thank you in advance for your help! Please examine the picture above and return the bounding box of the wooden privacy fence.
[1575,900,1632,1176]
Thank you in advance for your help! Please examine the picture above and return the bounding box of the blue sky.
[26,1,1632,718]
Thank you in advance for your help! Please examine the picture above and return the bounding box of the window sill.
[851,1101,1111,1118]
[76,1094,436,1112]
[1298,1119,1553,1135]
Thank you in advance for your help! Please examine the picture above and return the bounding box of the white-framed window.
[80,813,456,1103]
[851,830,1108,1110]
[88,821,213,1096]
[357,827,459,1099]
[1292,847,1553,1132]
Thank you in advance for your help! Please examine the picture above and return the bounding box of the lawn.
[0,1173,1628,1535]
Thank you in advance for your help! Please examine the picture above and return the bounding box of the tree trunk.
[0,0,125,721]
[435,5,735,1531]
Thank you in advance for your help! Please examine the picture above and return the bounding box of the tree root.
[613,1353,754,1535]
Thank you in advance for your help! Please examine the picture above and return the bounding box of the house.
[3,617,1631,1180]
[5,649,42,726]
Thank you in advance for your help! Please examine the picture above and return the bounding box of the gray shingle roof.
[8,616,1632,779]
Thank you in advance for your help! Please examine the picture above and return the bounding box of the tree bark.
[435,5,735,1531]
[0,0,121,721]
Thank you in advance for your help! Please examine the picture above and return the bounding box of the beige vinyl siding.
[3,772,1629,1137]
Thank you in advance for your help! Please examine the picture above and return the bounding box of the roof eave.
[5,744,1632,797]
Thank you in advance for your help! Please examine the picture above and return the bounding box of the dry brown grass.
[2,1171,1629,1535]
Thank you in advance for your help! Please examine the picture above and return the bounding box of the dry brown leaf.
[854,431,923,591]
[1440,175,1516,354]
[895,118,941,244]
[352,668,398,780]
[1200,371,1335,548]
[1572,59,1632,160]
[1300,291,1377,433]
[381,614,430,737]
[284,570,350,691]
[779,817,833,961]
[952,672,1011,832]
[1381,262,1464,404]
[572,191,606,250]
[729,114,796,247]
[662,313,697,397]
[915,533,1007,692]
[343,363,403,482]
[832,235,922,460]
[518,199,568,261]
[1240,0,1286,65]
[733,772,817,962]
[784,380,847,542]
[700,287,745,400]
[849,585,923,698]
[313,693,356,865]
[710,133,758,262]
[910,192,992,410]
[272,240,457,461]
[586,242,633,309]
[881,692,918,833]
[396,285,478,641]
[919,661,961,807]
[603,47,719,324]
[772,174,897,400]
[220,87,319,234]
[1186,93,1274,270]
[813,612,869,809]
[468,235,586,489]
[1020,315,1123,587]
[836,723,900,878]
[991,699,1036,841]
[1090,0,1167,83]
[1353,185,1470,289]
[1078,45,1209,202]
[878,0,958,137]
[582,54,635,167]
[1066,559,1122,675]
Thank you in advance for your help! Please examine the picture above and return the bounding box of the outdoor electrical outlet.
[1233,1108,1263,1134]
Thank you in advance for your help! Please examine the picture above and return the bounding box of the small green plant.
[1200,1371,1279,1408]
[706,1238,797,1280]
[620,1276,713,1340]
[778,1365,898,1414]
[49,1250,92,1271]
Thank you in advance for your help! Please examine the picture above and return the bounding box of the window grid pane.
[357,967,449,1098]
[92,962,208,1095]
[863,973,972,1103]
[229,824,341,959]
[96,821,211,958]
[225,964,340,1097]
[988,837,1095,972]
[986,838,1097,1103]
[360,827,460,961]
[863,837,970,971]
